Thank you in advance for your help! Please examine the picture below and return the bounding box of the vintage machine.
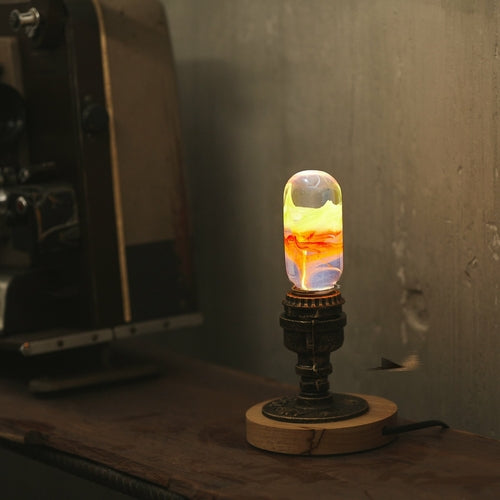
[0,0,200,388]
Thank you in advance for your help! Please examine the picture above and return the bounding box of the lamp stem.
[262,288,368,423]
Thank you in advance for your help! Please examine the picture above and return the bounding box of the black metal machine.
[0,0,200,389]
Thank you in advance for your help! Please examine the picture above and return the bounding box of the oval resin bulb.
[283,170,343,291]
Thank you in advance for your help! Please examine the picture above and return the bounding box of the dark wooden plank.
[0,343,499,500]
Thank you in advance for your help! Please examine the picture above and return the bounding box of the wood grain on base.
[246,394,398,455]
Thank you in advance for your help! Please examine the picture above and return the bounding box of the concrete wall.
[161,0,500,438]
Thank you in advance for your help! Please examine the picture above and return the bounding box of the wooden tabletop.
[0,343,499,499]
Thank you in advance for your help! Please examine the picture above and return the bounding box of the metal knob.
[15,196,29,215]
[9,8,41,38]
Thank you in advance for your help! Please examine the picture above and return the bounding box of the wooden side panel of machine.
[64,0,125,328]
[94,0,196,321]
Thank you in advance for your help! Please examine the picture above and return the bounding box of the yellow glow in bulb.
[283,170,343,291]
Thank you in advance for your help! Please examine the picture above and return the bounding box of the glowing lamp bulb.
[283,170,343,291]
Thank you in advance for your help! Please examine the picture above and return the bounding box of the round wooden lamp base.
[246,394,398,455]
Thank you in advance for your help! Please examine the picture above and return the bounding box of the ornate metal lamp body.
[246,170,398,455]
[262,288,368,423]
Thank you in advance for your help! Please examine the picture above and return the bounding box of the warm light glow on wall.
[283,170,343,291]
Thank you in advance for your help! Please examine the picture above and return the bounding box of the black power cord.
[383,420,449,436]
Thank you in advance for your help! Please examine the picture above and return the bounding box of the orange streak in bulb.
[284,230,343,259]
[284,230,343,288]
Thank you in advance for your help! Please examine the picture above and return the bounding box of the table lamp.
[246,170,398,455]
